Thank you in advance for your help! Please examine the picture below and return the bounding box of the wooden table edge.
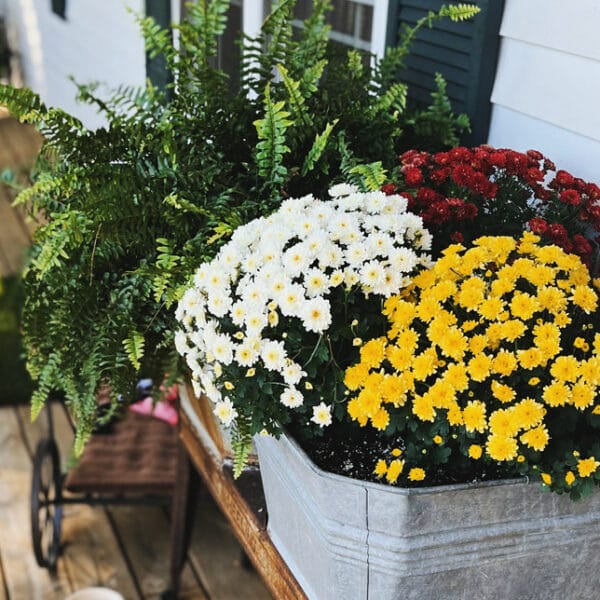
[179,410,308,600]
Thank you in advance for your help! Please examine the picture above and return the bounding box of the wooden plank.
[180,411,307,600]
[107,505,206,600]
[58,504,141,599]
[188,489,272,600]
[0,406,32,470]
[0,469,71,599]
[13,404,140,599]
[17,401,77,471]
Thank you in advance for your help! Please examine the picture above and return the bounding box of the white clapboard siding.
[7,0,146,129]
[488,0,600,182]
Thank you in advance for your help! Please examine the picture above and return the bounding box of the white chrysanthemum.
[241,281,267,308]
[311,402,332,427]
[304,231,328,258]
[345,242,367,267]
[245,310,268,335]
[279,283,306,317]
[317,242,344,269]
[282,361,306,386]
[207,289,233,318]
[365,190,387,214]
[383,195,408,214]
[335,193,362,211]
[280,387,304,408]
[389,247,419,273]
[230,301,247,327]
[328,213,360,243]
[260,339,287,371]
[282,243,312,277]
[235,341,259,367]
[305,268,330,298]
[217,245,242,269]
[191,377,202,398]
[366,232,394,257]
[329,269,345,287]
[308,202,335,225]
[174,330,190,356]
[301,297,332,333]
[214,397,238,427]
[345,269,359,287]
[360,260,386,288]
[179,287,203,315]
[211,333,235,365]
[329,183,359,198]
[414,228,433,251]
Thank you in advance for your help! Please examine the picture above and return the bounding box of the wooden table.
[179,408,308,600]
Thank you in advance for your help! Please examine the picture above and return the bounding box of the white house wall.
[7,0,147,129]
[488,0,600,183]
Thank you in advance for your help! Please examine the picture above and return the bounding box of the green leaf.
[301,119,338,176]
[122,330,145,371]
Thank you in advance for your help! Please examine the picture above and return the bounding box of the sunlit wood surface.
[0,402,272,600]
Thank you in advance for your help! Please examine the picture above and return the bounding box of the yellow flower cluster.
[345,233,600,483]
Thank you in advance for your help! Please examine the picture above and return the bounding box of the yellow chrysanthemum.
[491,350,518,377]
[577,457,600,478]
[412,393,436,422]
[447,402,464,426]
[488,408,521,438]
[408,467,426,482]
[565,471,576,486]
[416,296,443,322]
[579,357,600,385]
[433,435,443,445]
[517,347,544,370]
[456,277,486,309]
[396,328,419,354]
[486,434,518,461]
[386,459,405,484]
[391,448,403,457]
[371,407,390,431]
[499,319,527,342]
[344,362,371,391]
[412,348,439,381]
[570,286,598,313]
[442,362,469,392]
[541,472,553,485]
[437,326,468,361]
[479,297,506,320]
[379,375,409,406]
[467,353,493,382]
[386,344,413,372]
[360,337,387,369]
[542,381,570,407]
[429,280,458,302]
[519,425,549,452]
[490,380,516,404]
[347,398,368,426]
[463,400,487,433]
[550,356,579,382]
[513,398,546,429]
[468,334,489,355]
[468,444,483,459]
[374,459,388,478]
[536,286,567,314]
[571,382,595,410]
[510,291,540,320]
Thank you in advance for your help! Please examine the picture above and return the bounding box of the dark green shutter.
[145,0,172,92]
[388,0,505,146]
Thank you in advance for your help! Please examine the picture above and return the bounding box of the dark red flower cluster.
[386,145,600,271]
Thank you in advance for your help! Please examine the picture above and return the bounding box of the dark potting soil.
[293,426,515,487]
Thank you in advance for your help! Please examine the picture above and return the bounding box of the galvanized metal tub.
[255,432,600,600]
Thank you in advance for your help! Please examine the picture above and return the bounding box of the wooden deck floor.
[0,402,272,599]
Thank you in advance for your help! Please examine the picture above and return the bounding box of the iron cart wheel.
[31,438,63,570]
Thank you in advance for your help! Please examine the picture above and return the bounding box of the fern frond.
[232,415,253,479]
[253,83,292,187]
[373,82,408,115]
[349,162,388,191]
[277,64,311,126]
[122,330,145,371]
[301,119,338,176]
[439,4,481,22]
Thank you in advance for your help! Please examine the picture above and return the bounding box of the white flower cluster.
[175,184,431,430]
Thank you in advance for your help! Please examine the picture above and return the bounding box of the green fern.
[439,4,481,22]
[232,416,254,479]
[122,330,145,371]
[253,83,292,187]
[301,120,338,176]
[349,162,388,191]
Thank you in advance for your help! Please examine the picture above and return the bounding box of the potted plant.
[175,156,600,598]
[0,0,479,452]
